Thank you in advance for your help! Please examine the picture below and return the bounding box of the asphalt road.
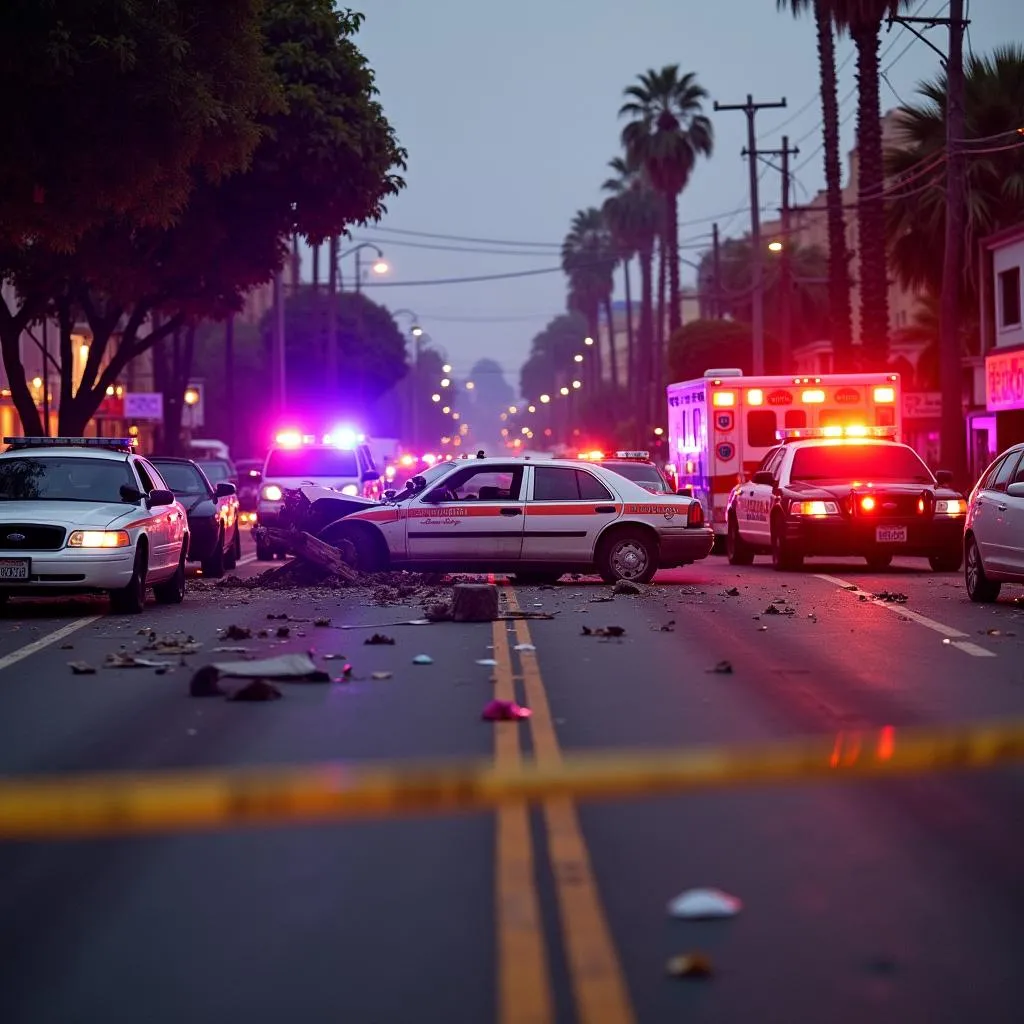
[1,535,1023,1023]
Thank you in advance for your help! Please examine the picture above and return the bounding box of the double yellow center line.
[492,586,636,1024]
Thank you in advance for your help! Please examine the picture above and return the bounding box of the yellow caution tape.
[2,718,1024,839]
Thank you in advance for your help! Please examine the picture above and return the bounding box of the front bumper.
[187,518,218,561]
[0,550,136,591]
[780,515,964,555]
[657,527,716,566]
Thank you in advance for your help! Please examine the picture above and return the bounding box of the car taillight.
[687,501,704,527]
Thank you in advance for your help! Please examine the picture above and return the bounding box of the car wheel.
[255,539,275,561]
[321,524,382,573]
[726,515,755,566]
[110,545,148,614]
[153,547,186,605]
[928,548,963,573]
[224,527,240,570]
[770,519,803,572]
[865,552,893,570]
[202,531,226,578]
[597,529,658,584]
[512,572,563,585]
[965,535,1000,603]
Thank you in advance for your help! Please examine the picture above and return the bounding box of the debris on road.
[275,626,290,638]
[452,583,500,622]
[68,661,97,675]
[334,618,432,630]
[211,653,324,680]
[189,666,224,697]
[612,580,643,596]
[475,658,499,667]
[666,953,714,979]
[667,888,743,919]
[412,654,434,665]
[212,646,249,653]
[229,679,283,701]
[873,591,909,604]
[655,620,676,632]
[104,652,175,669]
[140,634,202,654]
[364,633,396,645]
[708,660,733,674]
[371,671,393,680]
[513,643,536,652]
[314,616,331,627]
[581,625,626,638]
[724,587,740,597]
[481,699,531,721]
[221,625,252,641]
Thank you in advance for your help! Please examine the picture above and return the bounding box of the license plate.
[0,558,30,581]
[875,526,907,544]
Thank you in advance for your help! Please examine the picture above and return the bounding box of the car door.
[405,463,526,563]
[522,466,617,563]
[736,446,783,547]
[136,459,179,572]
[973,451,1021,572]
[998,450,1024,573]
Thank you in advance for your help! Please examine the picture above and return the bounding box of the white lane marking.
[0,616,101,673]
[236,553,258,567]
[814,573,997,658]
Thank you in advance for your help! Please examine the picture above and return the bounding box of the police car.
[310,455,713,583]
[581,451,674,495]
[725,426,966,572]
[0,437,190,612]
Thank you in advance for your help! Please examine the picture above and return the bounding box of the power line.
[362,264,567,287]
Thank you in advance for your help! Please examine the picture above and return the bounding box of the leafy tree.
[461,357,515,448]
[0,0,405,437]
[1,0,273,250]
[667,318,781,381]
[619,66,713,336]
[520,312,589,403]
[892,292,977,390]
[777,0,854,367]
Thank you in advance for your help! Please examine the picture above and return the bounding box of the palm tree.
[561,208,618,394]
[777,0,854,369]
[828,1,910,366]
[619,66,713,338]
[602,156,661,416]
[892,292,976,390]
[886,45,1024,321]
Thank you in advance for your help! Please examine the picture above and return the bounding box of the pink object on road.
[481,699,532,721]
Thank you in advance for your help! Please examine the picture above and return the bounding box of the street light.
[768,240,783,253]
[560,386,569,396]
[431,393,441,402]
[440,378,451,387]
[465,381,475,390]
[184,387,200,406]
[509,405,517,414]
[572,380,582,389]
[539,394,550,404]
[341,242,388,294]
[442,363,452,374]
[584,336,594,346]
[573,354,584,363]
[528,404,536,413]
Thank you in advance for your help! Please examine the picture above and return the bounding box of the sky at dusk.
[322,0,1020,394]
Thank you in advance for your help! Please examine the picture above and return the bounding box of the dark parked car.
[151,457,240,578]
[234,458,263,518]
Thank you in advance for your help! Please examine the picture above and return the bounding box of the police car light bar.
[776,426,897,442]
[614,451,650,460]
[3,436,138,450]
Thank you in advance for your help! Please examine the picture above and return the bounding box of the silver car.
[963,441,1024,602]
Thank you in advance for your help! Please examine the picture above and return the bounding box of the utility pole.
[355,248,362,295]
[326,236,339,395]
[711,222,722,319]
[272,270,286,416]
[888,3,970,484]
[224,315,235,449]
[714,94,786,374]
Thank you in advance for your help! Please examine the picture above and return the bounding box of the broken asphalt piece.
[68,661,97,675]
[314,617,331,627]
[724,587,740,597]
[104,652,175,669]
[612,579,643,595]
[211,652,321,679]
[708,660,733,674]
[512,643,536,652]
[763,604,781,615]
[872,591,908,604]
[667,888,743,919]
[371,671,393,680]
[276,626,290,638]
[60,643,74,650]
[424,601,453,622]
[142,635,202,654]
[222,625,252,641]
[228,680,283,702]
[658,620,676,632]
[581,625,626,638]
[481,699,531,721]
[189,665,224,697]
[364,633,396,646]
[590,596,614,603]
[666,953,714,979]
[212,646,249,653]
[452,583,500,622]
[267,613,288,620]
[412,654,434,665]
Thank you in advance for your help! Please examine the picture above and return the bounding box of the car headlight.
[790,500,839,517]
[341,484,359,496]
[935,499,964,515]
[68,530,131,548]
[262,484,283,501]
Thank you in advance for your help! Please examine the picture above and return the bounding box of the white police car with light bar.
[310,455,714,584]
[725,426,966,572]
[0,437,189,612]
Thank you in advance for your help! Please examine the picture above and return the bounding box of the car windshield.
[265,448,359,478]
[600,461,670,493]
[0,456,136,502]
[790,444,933,483]
[196,459,233,482]
[153,462,209,495]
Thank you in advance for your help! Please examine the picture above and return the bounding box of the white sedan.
[963,441,1024,601]
[302,455,714,584]
[0,437,190,613]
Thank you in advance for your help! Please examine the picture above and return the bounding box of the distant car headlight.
[262,484,283,501]
[935,499,964,515]
[341,484,359,496]
[790,500,839,517]
[68,530,131,548]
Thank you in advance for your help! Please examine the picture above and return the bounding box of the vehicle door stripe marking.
[0,616,101,673]
[814,574,997,656]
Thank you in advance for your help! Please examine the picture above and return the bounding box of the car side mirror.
[676,487,692,496]
[215,482,236,497]
[148,488,174,508]
[1007,481,1024,499]
[751,471,775,486]
[120,484,143,503]
[383,488,398,501]
[934,469,954,486]
[362,469,379,483]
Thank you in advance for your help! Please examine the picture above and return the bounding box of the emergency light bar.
[614,451,650,460]
[3,436,138,451]
[776,426,898,442]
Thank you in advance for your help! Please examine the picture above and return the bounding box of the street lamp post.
[394,309,422,451]
[341,242,389,295]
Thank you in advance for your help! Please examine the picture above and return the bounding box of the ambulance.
[665,368,902,545]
